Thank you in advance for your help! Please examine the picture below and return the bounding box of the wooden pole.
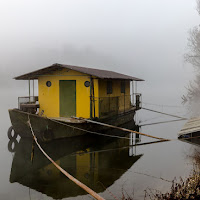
[33,80,34,97]
[90,76,93,119]
[27,116,105,200]
[132,81,134,105]
[92,79,96,118]
[28,79,30,103]
[74,117,169,141]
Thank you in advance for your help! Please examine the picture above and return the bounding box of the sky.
[0,0,199,107]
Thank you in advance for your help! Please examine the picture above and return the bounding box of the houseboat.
[8,63,144,141]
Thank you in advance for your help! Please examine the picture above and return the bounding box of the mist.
[0,0,199,108]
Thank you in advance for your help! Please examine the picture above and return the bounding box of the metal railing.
[96,94,142,118]
[132,93,142,110]
[18,96,38,109]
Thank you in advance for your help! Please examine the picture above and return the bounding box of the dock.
[178,117,200,138]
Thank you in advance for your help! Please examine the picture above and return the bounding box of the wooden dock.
[178,117,200,138]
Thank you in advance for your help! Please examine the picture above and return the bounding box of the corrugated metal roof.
[14,63,144,81]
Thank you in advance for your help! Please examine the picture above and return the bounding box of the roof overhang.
[14,63,144,81]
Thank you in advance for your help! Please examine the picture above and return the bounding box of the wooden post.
[132,81,134,105]
[124,92,125,113]
[92,79,95,118]
[90,77,92,118]
[33,80,34,97]
[28,79,30,103]
[135,81,137,94]
[136,94,140,110]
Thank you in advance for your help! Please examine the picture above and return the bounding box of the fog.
[0,0,199,108]
[0,2,200,199]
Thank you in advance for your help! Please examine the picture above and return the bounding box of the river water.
[0,93,199,200]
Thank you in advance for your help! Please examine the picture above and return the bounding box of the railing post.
[132,81,134,105]
[28,79,31,103]
[33,80,34,97]
[90,76,93,119]
[124,93,125,113]
[136,94,141,110]
[109,95,110,113]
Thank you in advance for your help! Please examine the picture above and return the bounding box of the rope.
[142,102,184,108]
[139,119,186,126]
[49,118,132,140]
[142,107,188,120]
[27,115,105,200]
[73,117,169,141]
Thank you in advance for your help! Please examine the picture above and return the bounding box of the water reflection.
[8,124,143,199]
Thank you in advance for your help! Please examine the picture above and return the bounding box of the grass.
[119,149,200,199]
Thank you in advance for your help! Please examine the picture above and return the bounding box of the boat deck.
[178,117,200,136]
[49,117,86,124]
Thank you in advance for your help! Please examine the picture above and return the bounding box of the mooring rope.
[73,117,169,141]
[41,113,169,141]
[27,115,105,200]
[142,102,184,108]
[139,119,186,126]
[142,107,188,120]
[49,118,135,141]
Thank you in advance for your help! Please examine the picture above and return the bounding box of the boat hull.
[8,108,136,142]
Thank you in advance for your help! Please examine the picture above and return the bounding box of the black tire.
[7,126,18,140]
[8,139,18,152]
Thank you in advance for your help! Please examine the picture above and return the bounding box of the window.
[46,81,52,87]
[121,81,125,93]
[84,81,90,87]
[107,80,112,94]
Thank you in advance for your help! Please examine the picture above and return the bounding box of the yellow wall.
[38,68,130,118]
[38,69,99,118]
[98,79,131,112]
[76,150,99,185]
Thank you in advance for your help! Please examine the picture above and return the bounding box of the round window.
[46,81,52,87]
[84,81,90,87]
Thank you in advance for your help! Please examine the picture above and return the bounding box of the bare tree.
[183,0,200,112]
[197,0,200,15]
[185,27,200,69]
[185,0,200,68]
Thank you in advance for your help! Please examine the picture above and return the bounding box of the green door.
[59,80,76,117]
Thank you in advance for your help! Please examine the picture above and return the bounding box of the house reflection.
[8,124,143,199]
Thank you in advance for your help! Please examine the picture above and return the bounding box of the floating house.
[9,63,144,141]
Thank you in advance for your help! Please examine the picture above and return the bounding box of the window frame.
[107,80,112,94]
[121,80,125,94]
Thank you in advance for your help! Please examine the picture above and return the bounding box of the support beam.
[90,76,93,119]
[33,80,34,97]
[28,79,30,103]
